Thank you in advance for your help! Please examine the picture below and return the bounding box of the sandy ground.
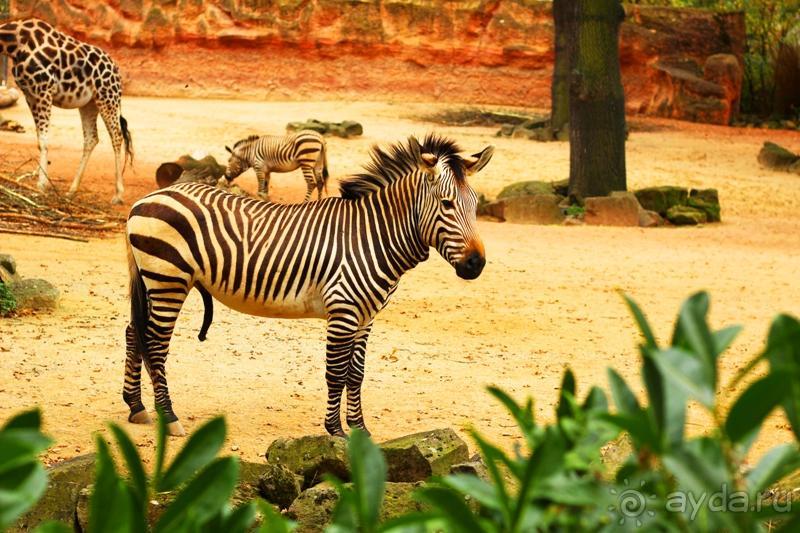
[1,97,800,468]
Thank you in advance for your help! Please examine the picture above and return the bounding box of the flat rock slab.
[266,435,349,488]
[380,428,469,482]
[485,194,565,225]
[9,278,60,311]
[584,192,641,226]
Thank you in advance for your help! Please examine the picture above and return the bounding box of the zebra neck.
[360,180,430,277]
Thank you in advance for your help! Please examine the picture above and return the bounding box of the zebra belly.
[206,284,326,319]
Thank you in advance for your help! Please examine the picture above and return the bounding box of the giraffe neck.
[0,21,19,58]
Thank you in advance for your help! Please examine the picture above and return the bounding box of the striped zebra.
[224,130,329,201]
[124,134,493,436]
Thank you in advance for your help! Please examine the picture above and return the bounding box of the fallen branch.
[0,184,39,207]
[0,227,90,242]
[0,212,120,230]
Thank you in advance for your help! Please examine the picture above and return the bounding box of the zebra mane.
[232,135,260,149]
[340,134,466,200]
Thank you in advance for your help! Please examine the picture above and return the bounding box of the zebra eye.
[441,199,455,210]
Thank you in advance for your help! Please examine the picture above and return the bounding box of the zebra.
[124,134,493,437]
[224,129,329,202]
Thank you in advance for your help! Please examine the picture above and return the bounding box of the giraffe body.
[0,18,133,204]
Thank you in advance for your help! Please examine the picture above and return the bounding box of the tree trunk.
[568,0,627,199]
[550,0,570,139]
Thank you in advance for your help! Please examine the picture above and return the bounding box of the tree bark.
[568,0,627,199]
[550,0,570,138]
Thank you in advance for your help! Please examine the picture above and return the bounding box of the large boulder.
[287,482,424,532]
[258,463,303,510]
[265,435,349,488]
[634,186,688,216]
[666,205,707,225]
[496,180,556,200]
[13,454,96,532]
[9,278,59,312]
[484,194,565,225]
[583,192,641,227]
[380,428,469,482]
[757,142,800,172]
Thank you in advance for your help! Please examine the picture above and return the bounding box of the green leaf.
[33,521,74,533]
[487,387,536,445]
[221,502,257,533]
[258,500,295,533]
[745,444,800,495]
[582,386,608,414]
[670,291,717,387]
[348,428,386,532]
[763,315,800,441]
[725,373,789,445]
[158,416,226,491]
[713,325,742,356]
[468,430,512,523]
[108,424,148,503]
[154,456,239,533]
[651,347,714,410]
[379,511,441,532]
[0,429,53,474]
[441,474,500,510]
[154,409,168,486]
[556,369,576,420]
[607,368,640,417]
[622,293,658,349]
[89,436,136,533]
[0,461,48,530]
[415,486,486,533]
[2,409,41,431]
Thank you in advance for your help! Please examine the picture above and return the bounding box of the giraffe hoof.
[129,409,152,425]
[111,196,124,206]
[166,420,186,437]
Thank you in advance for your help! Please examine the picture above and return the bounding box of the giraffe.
[0,18,133,204]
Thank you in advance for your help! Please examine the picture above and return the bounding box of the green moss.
[0,282,16,316]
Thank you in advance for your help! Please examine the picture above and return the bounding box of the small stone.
[381,428,469,482]
[450,461,490,482]
[638,209,664,228]
[265,435,349,488]
[666,205,707,225]
[758,141,800,171]
[258,463,303,510]
[10,278,60,311]
[231,445,239,451]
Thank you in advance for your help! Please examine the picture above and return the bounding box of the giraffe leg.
[346,321,373,435]
[26,94,53,192]
[142,286,189,436]
[98,99,125,205]
[123,322,150,424]
[67,101,99,198]
[324,316,358,437]
[301,166,315,202]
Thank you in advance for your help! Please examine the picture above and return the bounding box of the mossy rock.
[757,141,800,170]
[9,278,59,311]
[686,197,721,222]
[258,463,303,510]
[666,205,707,225]
[265,435,349,488]
[497,180,556,200]
[634,186,688,216]
[380,428,469,482]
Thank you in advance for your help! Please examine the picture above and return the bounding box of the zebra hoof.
[129,409,152,424]
[166,420,186,437]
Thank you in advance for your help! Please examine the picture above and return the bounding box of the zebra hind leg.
[345,323,373,435]
[123,322,151,424]
[324,316,358,437]
[144,287,189,436]
[301,166,315,202]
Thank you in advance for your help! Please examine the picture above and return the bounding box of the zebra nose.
[456,251,485,280]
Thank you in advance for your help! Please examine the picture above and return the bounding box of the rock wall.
[8,1,745,122]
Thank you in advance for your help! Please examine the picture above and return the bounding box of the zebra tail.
[120,116,134,171]
[195,284,214,341]
[127,243,149,361]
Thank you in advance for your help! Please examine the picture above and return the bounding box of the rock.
[551,178,570,197]
[703,54,742,121]
[286,119,363,138]
[450,461,490,482]
[689,188,719,205]
[381,428,469,482]
[14,454,95,531]
[497,181,555,200]
[638,209,664,228]
[258,463,303,510]
[9,279,59,312]
[583,192,641,227]
[687,189,721,222]
[666,205,707,225]
[0,254,18,284]
[156,155,228,188]
[757,142,800,171]
[634,186,688,216]
[287,482,424,532]
[265,435,349,488]
[644,62,731,125]
[0,87,20,109]
[486,194,565,225]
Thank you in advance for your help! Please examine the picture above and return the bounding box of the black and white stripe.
[224,129,329,201]
[124,134,493,436]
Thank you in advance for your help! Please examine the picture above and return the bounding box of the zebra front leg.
[324,317,358,437]
[123,322,151,424]
[346,322,373,435]
[301,166,315,202]
[256,168,271,200]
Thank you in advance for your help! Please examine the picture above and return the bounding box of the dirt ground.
[1,97,799,468]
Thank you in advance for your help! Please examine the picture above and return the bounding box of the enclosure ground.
[1,97,799,467]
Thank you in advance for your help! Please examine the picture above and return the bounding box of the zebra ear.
[225,145,233,154]
[464,145,495,175]
[420,153,437,168]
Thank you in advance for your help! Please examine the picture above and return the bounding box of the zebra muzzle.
[455,251,485,280]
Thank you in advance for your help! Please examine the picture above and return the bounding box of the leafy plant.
[565,204,585,217]
[0,281,17,316]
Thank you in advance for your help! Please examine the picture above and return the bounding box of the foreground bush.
[2,291,800,531]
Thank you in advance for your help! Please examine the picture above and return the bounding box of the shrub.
[0,282,17,316]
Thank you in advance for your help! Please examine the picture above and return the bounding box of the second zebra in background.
[224,129,329,201]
